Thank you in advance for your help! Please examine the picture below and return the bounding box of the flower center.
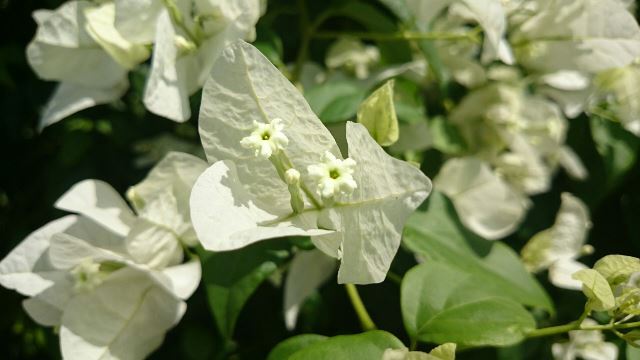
[261,131,271,140]
[329,168,341,179]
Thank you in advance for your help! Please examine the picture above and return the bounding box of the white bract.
[511,0,640,74]
[190,40,432,284]
[29,0,264,127]
[594,63,640,137]
[0,152,204,360]
[283,249,337,330]
[552,319,618,360]
[434,157,529,240]
[325,37,380,79]
[27,0,147,129]
[521,193,593,290]
[141,0,264,121]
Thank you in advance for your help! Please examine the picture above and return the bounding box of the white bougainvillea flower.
[326,37,380,79]
[537,70,593,119]
[283,249,337,330]
[307,151,358,199]
[114,0,165,44]
[451,82,586,185]
[552,319,618,360]
[435,157,529,240]
[127,151,208,247]
[143,0,264,121]
[0,155,203,360]
[521,193,593,290]
[191,40,431,283]
[240,118,290,159]
[27,1,148,129]
[594,63,640,137]
[383,343,457,360]
[511,0,640,74]
[405,0,513,64]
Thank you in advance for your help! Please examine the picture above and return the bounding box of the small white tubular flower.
[307,151,358,199]
[70,258,105,292]
[240,118,289,159]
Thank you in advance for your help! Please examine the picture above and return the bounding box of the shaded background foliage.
[0,0,639,359]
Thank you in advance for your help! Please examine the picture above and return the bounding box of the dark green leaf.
[201,241,290,340]
[329,1,412,64]
[266,334,328,360]
[590,116,640,190]
[270,331,404,360]
[403,191,554,314]
[402,262,536,347]
[305,80,366,123]
[429,116,467,155]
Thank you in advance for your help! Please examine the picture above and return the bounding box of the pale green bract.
[382,343,457,360]
[572,269,616,312]
[190,40,432,284]
[357,80,399,147]
[521,193,592,290]
[593,255,640,286]
[0,153,204,360]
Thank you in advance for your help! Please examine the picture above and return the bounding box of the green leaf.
[403,191,554,314]
[305,80,366,124]
[590,116,640,189]
[572,269,616,311]
[254,27,285,68]
[267,334,328,360]
[624,330,640,348]
[272,331,405,360]
[329,1,412,63]
[200,241,290,340]
[630,343,640,359]
[357,79,399,146]
[401,262,536,347]
[429,116,467,155]
[393,78,427,125]
[593,255,640,286]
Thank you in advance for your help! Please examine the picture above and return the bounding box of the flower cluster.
[28,0,264,127]
[190,40,432,285]
[0,152,206,359]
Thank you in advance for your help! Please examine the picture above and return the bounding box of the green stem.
[386,271,403,285]
[291,4,337,83]
[162,0,200,45]
[312,30,478,42]
[345,284,377,331]
[291,0,311,83]
[526,322,580,338]
[526,320,640,339]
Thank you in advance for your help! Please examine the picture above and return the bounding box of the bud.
[285,168,301,185]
